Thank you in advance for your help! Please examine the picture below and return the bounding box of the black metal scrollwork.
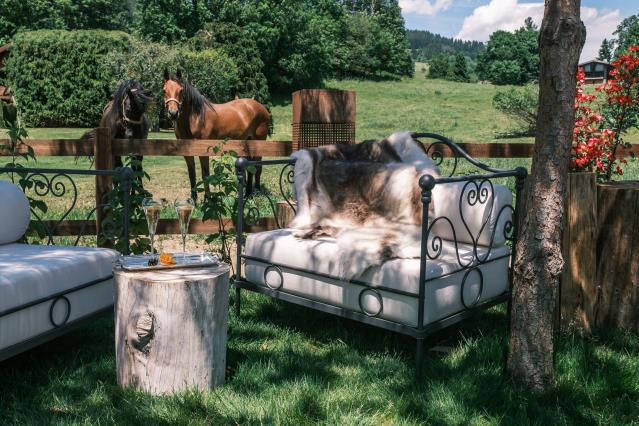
[460,267,484,309]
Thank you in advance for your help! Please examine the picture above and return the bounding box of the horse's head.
[163,69,184,121]
[123,81,152,114]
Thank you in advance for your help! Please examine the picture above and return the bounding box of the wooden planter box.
[595,181,639,332]
[559,172,597,331]
[560,177,639,333]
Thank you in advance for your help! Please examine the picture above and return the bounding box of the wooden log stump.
[559,172,597,331]
[595,181,639,332]
[114,264,230,394]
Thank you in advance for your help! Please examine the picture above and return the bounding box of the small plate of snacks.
[118,252,219,271]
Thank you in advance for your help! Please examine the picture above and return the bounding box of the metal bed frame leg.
[235,287,241,317]
[415,337,425,378]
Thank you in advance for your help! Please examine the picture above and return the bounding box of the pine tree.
[598,38,613,62]
[452,53,470,82]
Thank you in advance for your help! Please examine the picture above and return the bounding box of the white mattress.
[0,244,119,352]
[244,229,511,327]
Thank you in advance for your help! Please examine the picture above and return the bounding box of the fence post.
[95,127,112,247]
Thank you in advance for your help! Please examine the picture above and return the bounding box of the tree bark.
[507,0,585,390]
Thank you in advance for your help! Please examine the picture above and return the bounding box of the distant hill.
[407,30,484,60]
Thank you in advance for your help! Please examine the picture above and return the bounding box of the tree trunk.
[114,265,230,395]
[507,0,585,390]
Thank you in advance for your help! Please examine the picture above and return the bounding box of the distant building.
[0,43,11,104]
[578,59,613,85]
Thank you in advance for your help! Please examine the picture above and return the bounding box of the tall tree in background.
[613,15,639,57]
[507,0,585,390]
[598,38,614,62]
[476,18,539,85]
[452,53,470,82]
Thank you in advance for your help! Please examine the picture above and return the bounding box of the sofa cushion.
[0,181,30,245]
[430,182,513,247]
[244,229,511,326]
[0,244,119,312]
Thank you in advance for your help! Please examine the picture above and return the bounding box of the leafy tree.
[452,53,470,82]
[598,38,614,62]
[493,85,538,136]
[613,15,639,57]
[0,0,134,44]
[476,18,540,85]
[332,10,412,79]
[188,22,270,103]
[428,54,452,79]
[212,0,339,92]
[135,0,211,43]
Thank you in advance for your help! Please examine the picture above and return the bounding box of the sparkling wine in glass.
[142,198,163,258]
[175,198,194,260]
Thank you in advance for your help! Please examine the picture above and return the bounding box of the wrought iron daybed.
[233,133,527,375]
[0,166,132,361]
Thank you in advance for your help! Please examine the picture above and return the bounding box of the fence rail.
[2,128,638,242]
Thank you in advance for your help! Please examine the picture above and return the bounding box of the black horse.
[85,80,153,173]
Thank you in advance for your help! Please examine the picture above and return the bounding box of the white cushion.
[244,229,510,326]
[0,181,30,245]
[431,182,513,247]
[0,244,119,352]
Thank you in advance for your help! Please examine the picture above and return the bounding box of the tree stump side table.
[113,264,230,395]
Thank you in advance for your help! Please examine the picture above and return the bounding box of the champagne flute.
[175,198,194,260]
[142,198,163,259]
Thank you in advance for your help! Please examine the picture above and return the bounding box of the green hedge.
[6,30,241,128]
[6,30,131,126]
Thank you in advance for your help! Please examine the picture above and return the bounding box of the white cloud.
[454,0,621,62]
[399,0,453,16]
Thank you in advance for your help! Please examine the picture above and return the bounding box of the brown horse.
[162,69,271,199]
[83,80,152,176]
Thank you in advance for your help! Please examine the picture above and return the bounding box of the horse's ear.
[163,68,170,81]
[176,69,182,80]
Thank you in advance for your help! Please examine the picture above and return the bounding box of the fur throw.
[290,131,440,279]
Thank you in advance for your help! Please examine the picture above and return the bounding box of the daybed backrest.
[0,181,30,244]
[430,181,513,247]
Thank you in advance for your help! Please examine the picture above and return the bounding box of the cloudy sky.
[400,0,635,61]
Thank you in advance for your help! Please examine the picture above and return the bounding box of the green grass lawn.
[2,297,638,425]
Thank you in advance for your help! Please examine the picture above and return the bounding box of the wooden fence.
[2,128,638,241]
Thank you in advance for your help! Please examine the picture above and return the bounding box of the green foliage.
[214,0,339,92]
[452,53,470,82]
[428,54,453,79]
[0,0,134,44]
[5,30,131,126]
[476,18,539,85]
[613,15,639,57]
[492,85,538,136]
[188,22,269,103]
[135,0,211,43]
[198,145,238,265]
[332,11,413,80]
[100,155,152,254]
[407,29,485,61]
[598,38,614,62]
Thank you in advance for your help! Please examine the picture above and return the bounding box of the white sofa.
[242,181,513,328]
[0,181,119,361]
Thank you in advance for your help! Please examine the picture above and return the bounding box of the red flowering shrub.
[571,46,639,180]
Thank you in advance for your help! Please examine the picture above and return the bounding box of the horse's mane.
[110,80,142,119]
[171,77,214,120]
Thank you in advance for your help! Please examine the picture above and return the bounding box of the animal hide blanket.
[290,131,440,280]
